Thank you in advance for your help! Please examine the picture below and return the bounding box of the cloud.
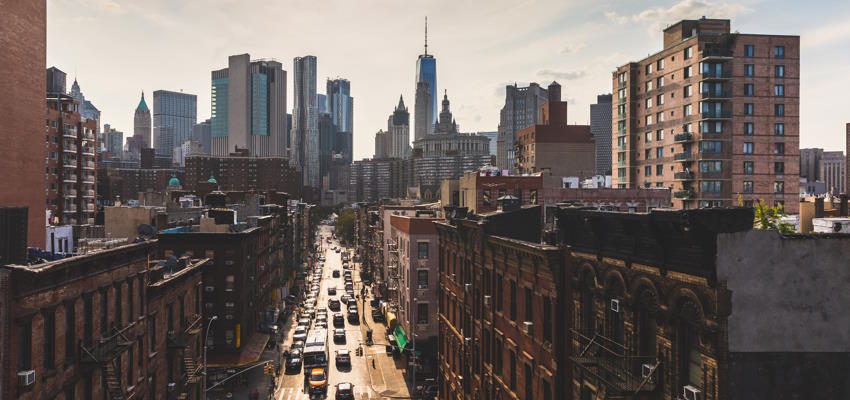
[803,15,850,47]
[605,0,752,34]
[537,69,586,81]
[561,43,586,55]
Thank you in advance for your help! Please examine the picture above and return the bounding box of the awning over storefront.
[207,333,270,368]
[393,325,408,351]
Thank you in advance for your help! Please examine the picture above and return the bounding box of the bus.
[302,328,328,374]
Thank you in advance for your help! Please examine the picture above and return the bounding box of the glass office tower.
[416,54,437,129]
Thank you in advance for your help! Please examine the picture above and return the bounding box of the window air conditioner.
[610,298,620,313]
[17,370,35,387]
[682,385,701,400]
[523,321,533,335]
[483,295,491,307]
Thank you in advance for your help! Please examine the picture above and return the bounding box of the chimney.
[814,197,825,218]
[840,194,848,217]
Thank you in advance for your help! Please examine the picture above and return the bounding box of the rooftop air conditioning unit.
[641,363,655,383]
[17,370,35,387]
[523,321,533,335]
[610,299,621,313]
[682,385,701,400]
[483,295,491,307]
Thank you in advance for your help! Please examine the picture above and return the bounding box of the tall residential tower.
[496,82,548,171]
[292,55,320,188]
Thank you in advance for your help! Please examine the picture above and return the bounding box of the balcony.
[700,110,732,120]
[569,329,659,396]
[673,133,693,143]
[83,161,95,169]
[82,147,95,156]
[64,189,77,197]
[701,47,733,60]
[86,204,95,212]
[80,322,136,365]
[83,190,95,198]
[700,90,731,99]
[674,189,695,199]
[674,152,693,162]
[65,204,78,212]
[62,131,77,139]
[674,171,695,181]
[617,112,626,121]
[63,174,78,183]
[700,70,732,80]
[63,145,78,153]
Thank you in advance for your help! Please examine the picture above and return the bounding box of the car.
[328,299,340,311]
[340,294,351,304]
[335,248,340,253]
[333,328,346,343]
[290,340,304,353]
[285,349,302,373]
[335,382,355,400]
[333,313,345,327]
[304,308,315,319]
[293,326,308,342]
[332,270,340,278]
[345,283,354,292]
[298,317,312,327]
[308,368,328,394]
[347,311,359,324]
[344,270,352,277]
[328,286,337,296]
[314,320,328,329]
[335,349,351,368]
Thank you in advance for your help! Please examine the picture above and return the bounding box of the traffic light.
[264,362,273,376]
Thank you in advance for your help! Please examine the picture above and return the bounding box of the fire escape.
[167,314,204,400]
[386,238,400,311]
[80,322,137,400]
[569,329,660,398]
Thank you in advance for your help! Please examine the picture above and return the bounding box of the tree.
[752,199,795,234]
[337,208,356,244]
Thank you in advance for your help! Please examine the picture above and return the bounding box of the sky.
[47,0,850,160]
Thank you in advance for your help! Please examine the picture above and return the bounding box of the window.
[417,242,429,259]
[774,45,785,58]
[543,381,552,400]
[742,122,754,136]
[657,59,665,70]
[774,181,785,193]
[510,280,517,321]
[543,297,552,342]
[44,309,56,369]
[745,44,754,57]
[657,76,664,88]
[657,94,664,106]
[84,297,93,347]
[701,181,722,193]
[744,103,754,116]
[743,181,754,193]
[743,142,754,154]
[684,85,692,97]
[225,275,235,291]
[699,141,722,153]
[700,160,722,173]
[645,166,652,176]
[684,66,693,78]
[525,363,534,400]
[645,132,653,142]
[745,64,754,77]
[775,104,785,116]
[774,84,785,97]
[644,149,651,160]
[646,98,652,108]
[148,315,156,354]
[524,287,534,325]
[100,291,108,337]
[494,337,503,374]
[509,350,517,390]
[775,65,785,77]
[115,284,122,327]
[684,46,692,59]
[656,164,664,175]
[657,129,664,140]
[645,64,652,74]
[743,161,754,175]
[774,143,785,155]
[128,280,134,321]
[775,123,785,136]
[127,345,133,386]
[684,104,692,116]
[645,115,652,125]
[417,303,428,324]
[646,81,653,91]
[530,189,538,205]
[656,147,664,158]
[65,301,76,361]
[657,112,664,123]
[774,162,785,174]
[417,270,429,289]
[744,83,754,97]
[495,274,503,312]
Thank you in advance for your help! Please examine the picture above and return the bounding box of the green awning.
[393,325,408,351]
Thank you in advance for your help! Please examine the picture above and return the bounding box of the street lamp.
[203,315,218,400]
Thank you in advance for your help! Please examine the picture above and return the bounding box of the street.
[272,223,411,400]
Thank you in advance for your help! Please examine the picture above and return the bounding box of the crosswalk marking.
[276,385,374,400]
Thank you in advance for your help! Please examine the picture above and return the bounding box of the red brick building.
[436,203,571,400]
[0,1,46,247]
[0,241,155,400]
[184,154,301,196]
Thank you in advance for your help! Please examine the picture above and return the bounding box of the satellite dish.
[138,224,155,239]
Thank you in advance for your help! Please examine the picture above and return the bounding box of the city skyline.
[46,0,850,161]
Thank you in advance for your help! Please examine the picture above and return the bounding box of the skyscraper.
[317,93,328,114]
[416,17,437,134]
[134,91,152,149]
[319,112,335,183]
[590,94,613,175]
[153,90,197,159]
[414,81,432,141]
[192,118,211,155]
[103,123,124,158]
[388,95,410,158]
[327,78,354,162]
[292,55,320,188]
[210,53,287,157]
[496,82,548,171]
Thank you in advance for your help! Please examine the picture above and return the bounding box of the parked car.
[333,328,346,343]
[333,270,340,278]
[335,382,355,400]
[333,313,345,327]
[328,286,337,296]
[285,349,302,373]
[308,368,328,394]
[328,299,340,311]
[335,349,351,368]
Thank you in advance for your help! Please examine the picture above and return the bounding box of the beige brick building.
[612,18,799,212]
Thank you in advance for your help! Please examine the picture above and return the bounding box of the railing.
[700,70,732,79]
[701,47,733,58]
[700,110,732,119]
[674,171,694,180]
[569,329,659,395]
[673,133,693,143]
[63,145,77,152]
[618,143,628,151]
[80,322,136,364]
[674,152,693,161]
[700,90,731,99]
[673,189,695,199]
[64,174,78,182]
[64,189,78,197]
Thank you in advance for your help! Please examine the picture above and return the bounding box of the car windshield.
[310,372,325,381]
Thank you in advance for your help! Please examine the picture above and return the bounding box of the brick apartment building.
[184,153,301,196]
[146,256,209,400]
[435,202,570,400]
[516,82,596,188]
[0,241,155,400]
[612,18,799,212]
[0,1,46,247]
[98,167,184,204]
[46,91,99,225]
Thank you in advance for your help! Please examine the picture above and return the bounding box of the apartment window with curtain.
[656,147,664,158]
[745,64,754,77]
[684,46,692,59]
[417,270,428,289]
[774,181,785,193]
[744,122,754,135]
[417,242,429,259]
[684,84,692,97]
[743,161,754,175]
[775,123,785,136]
[775,65,785,77]
[645,166,652,176]
[744,44,754,57]
[774,45,785,58]
[774,84,785,97]
[743,181,754,193]
[743,142,754,154]
[744,103,754,115]
[744,84,754,97]
[774,143,785,155]
[656,164,664,175]
[775,104,785,116]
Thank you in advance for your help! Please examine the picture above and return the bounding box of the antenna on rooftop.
[424,16,428,56]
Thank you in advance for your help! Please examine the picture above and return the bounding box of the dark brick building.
[184,155,300,196]
[435,203,571,400]
[1,241,155,400]
[98,167,184,204]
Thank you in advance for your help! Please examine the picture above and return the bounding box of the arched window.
[580,272,596,335]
